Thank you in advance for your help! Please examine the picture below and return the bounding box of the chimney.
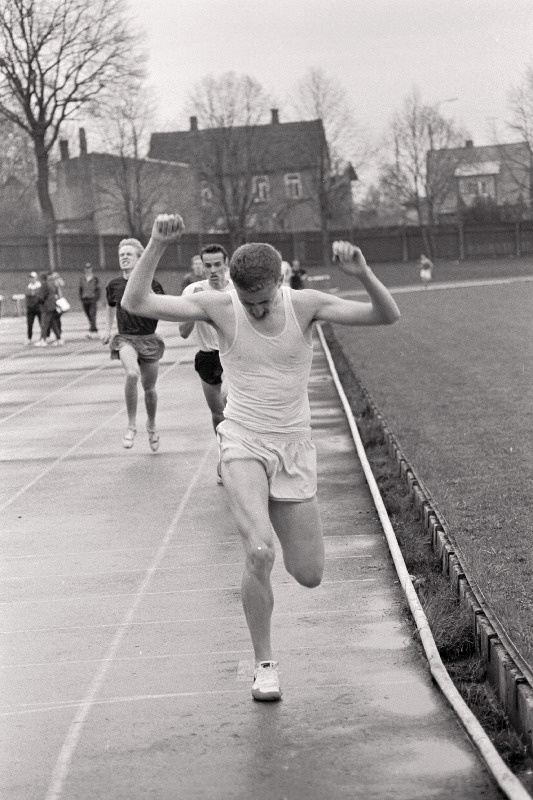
[59,140,70,161]
[79,127,87,157]
[271,108,279,124]
[190,116,198,131]
[465,139,474,148]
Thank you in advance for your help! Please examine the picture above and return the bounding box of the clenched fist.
[152,214,185,242]
[332,240,370,277]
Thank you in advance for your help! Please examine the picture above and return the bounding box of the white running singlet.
[220,287,314,436]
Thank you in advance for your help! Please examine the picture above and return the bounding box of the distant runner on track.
[102,238,166,452]
[122,214,400,701]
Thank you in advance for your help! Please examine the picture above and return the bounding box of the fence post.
[458,223,465,261]
[515,221,521,257]
[401,228,409,262]
[47,235,57,272]
[98,236,107,270]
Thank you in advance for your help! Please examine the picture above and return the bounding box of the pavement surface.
[0,311,505,799]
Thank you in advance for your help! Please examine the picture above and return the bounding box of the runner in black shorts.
[180,244,233,430]
[102,238,165,452]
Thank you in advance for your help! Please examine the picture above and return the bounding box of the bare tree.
[0,117,41,232]
[187,72,271,250]
[0,0,144,252]
[289,68,365,262]
[379,88,467,254]
[502,64,533,208]
[86,81,180,238]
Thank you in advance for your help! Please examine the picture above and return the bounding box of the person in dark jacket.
[35,273,63,347]
[289,258,307,290]
[25,271,42,344]
[79,263,101,338]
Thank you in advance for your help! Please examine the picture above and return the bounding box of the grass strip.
[321,323,533,791]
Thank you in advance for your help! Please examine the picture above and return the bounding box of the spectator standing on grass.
[180,254,205,294]
[79,263,101,338]
[35,273,64,347]
[122,213,400,702]
[290,258,307,290]
[419,254,433,288]
[24,271,42,344]
[102,238,165,452]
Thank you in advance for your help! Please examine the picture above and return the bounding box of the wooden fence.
[1,222,533,273]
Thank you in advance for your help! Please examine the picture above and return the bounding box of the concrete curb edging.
[319,323,533,760]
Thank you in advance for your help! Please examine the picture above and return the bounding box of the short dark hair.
[201,243,228,262]
[229,243,281,291]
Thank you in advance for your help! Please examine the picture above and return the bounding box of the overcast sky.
[127,0,533,176]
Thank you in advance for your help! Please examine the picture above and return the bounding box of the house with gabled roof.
[427,139,533,222]
[149,109,354,237]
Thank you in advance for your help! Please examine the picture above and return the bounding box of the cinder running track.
[0,312,504,800]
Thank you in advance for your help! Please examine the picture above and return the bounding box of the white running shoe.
[147,426,160,453]
[34,339,48,347]
[122,426,136,449]
[252,661,282,701]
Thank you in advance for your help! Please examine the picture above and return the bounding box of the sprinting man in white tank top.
[123,214,401,702]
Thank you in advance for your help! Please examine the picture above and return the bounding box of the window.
[285,173,302,199]
[200,183,212,206]
[459,176,495,200]
[252,175,269,203]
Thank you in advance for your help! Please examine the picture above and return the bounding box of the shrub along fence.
[1,221,533,274]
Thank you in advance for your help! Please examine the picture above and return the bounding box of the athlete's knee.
[289,563,324,588]
[125,367,140,382]
[244,539,275,576]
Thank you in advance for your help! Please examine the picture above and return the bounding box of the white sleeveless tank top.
[220,286,314,436]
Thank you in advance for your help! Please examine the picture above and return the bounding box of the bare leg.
[200,379,226,432]
[140,361,159,429]
[119,344,140,427]
[221,458,276,664]
[268,497,325,587]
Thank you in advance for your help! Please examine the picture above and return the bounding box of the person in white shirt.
[122,214,400,703]
[179,244,233,445]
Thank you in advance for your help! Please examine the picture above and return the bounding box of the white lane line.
[44,441,215,800]
[0,361,108,425]
[1,554,371,581]
[0,608,360,635]
[337,274,533,299]
[0,359,183,513]
[1,532,363,560]
[0,341,102,381]
[0,406,124,514]
[0,578,377,605]
[1,679,422,718]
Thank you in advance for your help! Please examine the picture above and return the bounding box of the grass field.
[331,275,533,669]
[2,253,533,318]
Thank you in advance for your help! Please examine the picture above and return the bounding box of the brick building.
[52,129,201,236]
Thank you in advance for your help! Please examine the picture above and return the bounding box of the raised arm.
[314,241,400,326]
[121,215,211,324]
